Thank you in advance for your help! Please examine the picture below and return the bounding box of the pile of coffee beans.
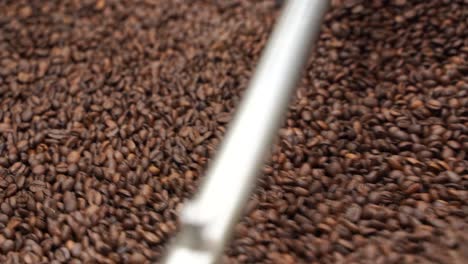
[0,0,466,263]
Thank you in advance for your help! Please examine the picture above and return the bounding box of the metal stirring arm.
[164,1,328,263]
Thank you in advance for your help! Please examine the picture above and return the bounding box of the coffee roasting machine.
[164,1,329,263]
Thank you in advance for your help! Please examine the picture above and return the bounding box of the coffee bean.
[326,161,343,175]
[405,183,422,195]
[148,165,160,175]
[426,99,442,110]
[21,108,33,122]
[388,127,409,141]
[32,165,46,175]
[16,140,29,152]
[446,171,461,183]
[69,243,82,257]
[140,184,153,198]
[1,203,13,216]
[294,187,309,196]
[365,171,379,183]
[61,178,75,191]
[345,205,362,222]
[63,192,77,212]
[129,252,146,264]
[55,247,71,262]
[133,195,146,207]
[67,151,80,164]
[17,72,34,83]
[1,239,15,253]
[410,99,424,109]
[363,97,378,107]
[23,252,40,264]
[368,192,380,204]
[142,232,161,245]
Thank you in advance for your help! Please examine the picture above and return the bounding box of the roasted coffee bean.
[426,99,442,110]
[55,247,71,262]
[1,203,13,216]
[345,205,362,223]
[63,192,77,212]
[326,161,343,175]
[67,151,80,164]
[133,195,147,207]
[32,165,45,175]
[1,240,15,253]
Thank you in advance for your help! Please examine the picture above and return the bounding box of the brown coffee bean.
[326,161,343,175]
[69,243,82,257]
[18,72,34,83]
[301,110,312,121]
[0,214,8,224]
[1,239,15,253]
[17,140,29,152]
[96,240,112,254]
[61,178,75,191]
[32,164,46,175]
[63,192,77,212]
[388,127,409,141]
[426,99,442,110]
[363,97,378,107]
[21,108,33,122]
[217,112,231,123]
[299,163,311,176]
[446,171,461,183]
[294,187,309,196]
[148,165,160,175]
[134,195,146,206]
[346,205,362,222]
[1,203,13,216]
[129,252,146,264]
[410,99,423,109]
[67,151,80,164]
[405,183,422,194]
[55,247,71,262]
[365,171,379,183]
[141,184,153,198]
[142,232,161,245]
[23,252,40,264]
